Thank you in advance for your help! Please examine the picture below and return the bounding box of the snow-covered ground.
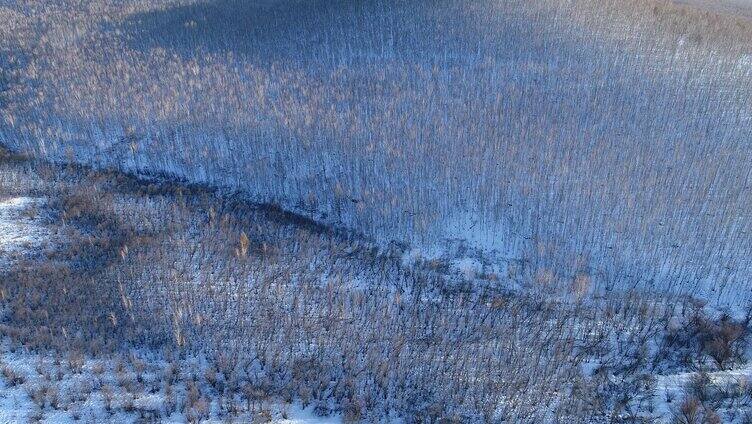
[652,365,752,422]
[0,341,342,423]
[0,154,750,422]
[0,196,48,271]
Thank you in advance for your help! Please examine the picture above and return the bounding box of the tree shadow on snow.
[118,0,493,67]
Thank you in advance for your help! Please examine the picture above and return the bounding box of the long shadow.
[118,0,502,67]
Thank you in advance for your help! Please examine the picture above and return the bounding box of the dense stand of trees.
[1,0,751,304]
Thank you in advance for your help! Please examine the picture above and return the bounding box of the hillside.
[0,146,751,422]
[1,0,752,422]
[2,0,752,307]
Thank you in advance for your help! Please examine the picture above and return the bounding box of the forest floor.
[0,152,343,423]
[2,150,752,422]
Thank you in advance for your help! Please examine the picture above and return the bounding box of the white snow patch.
[438,213,518,258]
[454,257,483,280]
[271,403,342,423]
[0,196,49,269]
[0,338,342,424]
[652,364,752,420]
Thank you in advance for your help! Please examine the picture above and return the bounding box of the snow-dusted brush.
[1,0,751,421]
[0,146,750,422]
